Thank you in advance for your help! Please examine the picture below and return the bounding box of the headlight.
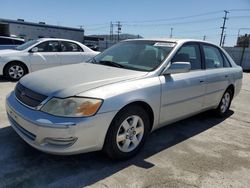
[41,97,103,117]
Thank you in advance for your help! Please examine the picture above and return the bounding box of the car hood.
[20,63,148,98]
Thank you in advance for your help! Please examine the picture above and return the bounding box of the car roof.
[0,36,25,41]
[124,38,218,46]
[37,38,81,43]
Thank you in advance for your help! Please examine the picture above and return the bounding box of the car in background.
[0,36,25,50]
[85,44,99,51]
[0,38,99,80]
[6,39,242,159]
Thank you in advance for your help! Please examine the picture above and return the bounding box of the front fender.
[78,76,162,130]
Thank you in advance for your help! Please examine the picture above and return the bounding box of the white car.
[0,38,99,80]
[0,36,25,50]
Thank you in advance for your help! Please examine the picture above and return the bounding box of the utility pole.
[117,21,122,42]
[222,34,226,47]
[219,10,229,46]
[170,28,173,38]
[110,22,113,41]
[113,21,122,42]
[203,35,206,41]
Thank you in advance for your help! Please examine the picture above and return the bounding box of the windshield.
[15,40,39,51]
[91,41,176,71]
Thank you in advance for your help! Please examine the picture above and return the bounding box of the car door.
[59,41,87,65]
[201,44,232,108]
[159,43,206,126]
[29,41,60,71]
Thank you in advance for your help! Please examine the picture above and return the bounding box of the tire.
[104,105,150,160]
[4,62,27,81]
[215,89,233,117]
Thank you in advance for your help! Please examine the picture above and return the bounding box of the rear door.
[159,42,206,126]
[59,41,86,65]
[201,44,232,108]
[29,40,61,71]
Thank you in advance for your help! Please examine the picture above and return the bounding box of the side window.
[12,39,24,45]
[203,45,223,69]
[0,38,13,45]
[172,44,201,70]
[222,52,231,68]
[36,41,60,52]
[61,42,83,52]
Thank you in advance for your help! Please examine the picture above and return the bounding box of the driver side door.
[29,40,61,71]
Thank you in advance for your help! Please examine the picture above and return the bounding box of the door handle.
[199,80,204,83]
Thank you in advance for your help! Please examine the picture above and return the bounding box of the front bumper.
[6,91,117,155]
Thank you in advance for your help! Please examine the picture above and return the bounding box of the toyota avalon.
[6,39,242,159]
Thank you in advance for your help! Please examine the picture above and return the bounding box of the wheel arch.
[226,84,235,98]
[3,60,29,76]
[109,100,155,133]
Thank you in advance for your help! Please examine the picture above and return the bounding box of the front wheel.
[4,62,27,81]
[215,89,233,117]
[104,105,150,160]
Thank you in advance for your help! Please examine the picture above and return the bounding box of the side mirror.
[162,62,191,75]
[30,47,38,53]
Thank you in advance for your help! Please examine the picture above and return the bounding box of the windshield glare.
[15,40,39,51]
[92,41,175,71]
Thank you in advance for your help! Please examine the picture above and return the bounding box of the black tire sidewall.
[104,105,150,160]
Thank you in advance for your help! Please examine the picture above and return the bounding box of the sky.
[1,0,250,46]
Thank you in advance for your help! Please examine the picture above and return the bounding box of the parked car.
[85,44,99,51]
[0,36,25,50]
[0,38,99,80]
[6,39,242,159]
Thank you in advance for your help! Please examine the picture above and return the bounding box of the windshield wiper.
[98,60,124,68]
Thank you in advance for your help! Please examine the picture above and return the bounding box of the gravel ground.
[0,74,250,188]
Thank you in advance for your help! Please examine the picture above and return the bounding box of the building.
[0,18,84,42]
[236,34,250,48]
[84,34,143,51]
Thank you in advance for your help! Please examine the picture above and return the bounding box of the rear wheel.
[215,89,233,117]
[104,105,150,160]
[4,62,27,81]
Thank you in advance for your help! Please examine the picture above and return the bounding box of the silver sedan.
[6,39,242,159]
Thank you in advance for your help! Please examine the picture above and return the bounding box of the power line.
[85,26,108,31]
[122,10,223,23]
[229,16,250,19]
[228,9,250,12]
[124,17,221,27]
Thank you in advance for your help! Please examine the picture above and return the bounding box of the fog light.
[44,137,77,147]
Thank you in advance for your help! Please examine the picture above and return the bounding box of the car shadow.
[0,76,16,83]
[0,110,234,187]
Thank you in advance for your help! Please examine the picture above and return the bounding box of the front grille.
[8,114,36,141]
[15,82,47,108]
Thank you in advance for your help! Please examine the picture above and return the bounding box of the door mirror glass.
[31,47,38,53]
[163,62,191,75]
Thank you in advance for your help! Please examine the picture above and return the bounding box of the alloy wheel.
[8,65,24,79]
[220,92,231,113]
[116,115,144,153]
